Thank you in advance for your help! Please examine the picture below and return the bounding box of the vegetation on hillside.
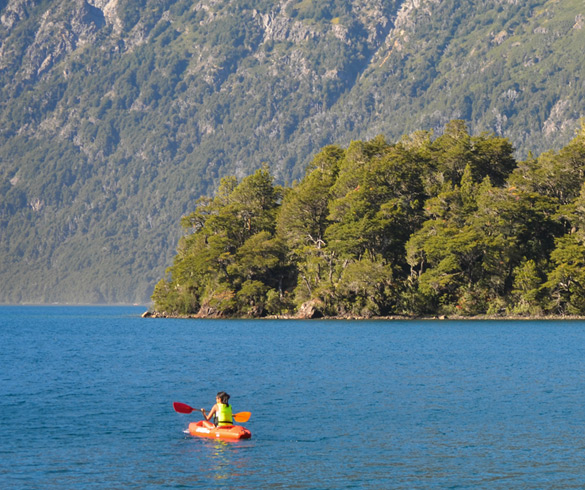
[1,0,584,303]
[152,121,585,318]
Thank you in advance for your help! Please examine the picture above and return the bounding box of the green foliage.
[154,121,585,317]
[3,0,585,304]
[155,168,287,316]
[286,0,351,22]
[545,235,585,314]
[510,259,544,316]
[332,256,393,317]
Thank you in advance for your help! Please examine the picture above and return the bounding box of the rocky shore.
[142,300,585,321]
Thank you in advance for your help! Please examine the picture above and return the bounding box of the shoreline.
[143,311,585,321]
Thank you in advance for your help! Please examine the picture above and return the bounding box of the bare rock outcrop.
[296,299,325,319]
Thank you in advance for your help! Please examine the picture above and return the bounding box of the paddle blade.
[233,411,251,423]
[173,402,195,414]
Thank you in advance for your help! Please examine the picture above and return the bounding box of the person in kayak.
[201,391,233,427]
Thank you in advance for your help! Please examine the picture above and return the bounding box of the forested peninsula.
[149,121,585,319]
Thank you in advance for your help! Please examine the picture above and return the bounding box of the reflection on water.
[208,439,249,481]
[181,434,254,484]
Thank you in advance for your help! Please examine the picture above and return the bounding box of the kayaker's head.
[216,391,230,405]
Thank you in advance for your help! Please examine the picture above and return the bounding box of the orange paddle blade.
[233,411,251,423]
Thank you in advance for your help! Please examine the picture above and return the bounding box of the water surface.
[2,307,585,488]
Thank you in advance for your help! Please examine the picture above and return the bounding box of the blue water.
[2,307,585,488]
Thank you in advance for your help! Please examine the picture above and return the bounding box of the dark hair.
[217,391,230,405]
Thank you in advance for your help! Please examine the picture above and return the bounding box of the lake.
[1,306,585,488]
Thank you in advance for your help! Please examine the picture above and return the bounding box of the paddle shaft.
[173,402,250,423]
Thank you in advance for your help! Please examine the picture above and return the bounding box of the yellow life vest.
[217,403,233,426]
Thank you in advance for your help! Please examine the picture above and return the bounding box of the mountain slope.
[0,0,583,303]
[348,0,585,154]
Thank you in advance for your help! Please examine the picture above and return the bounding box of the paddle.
[173,402,199,414]
[173,402,251,423]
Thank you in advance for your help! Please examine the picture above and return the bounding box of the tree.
[545,235,585,314]
[276,145,343,251]
[326,139,427,264]
[152,120,585,318]
[153,167,283,315]
[510,259,544,315]
[332,255,394,317]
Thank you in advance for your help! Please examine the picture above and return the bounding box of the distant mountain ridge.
[0,0,583,304]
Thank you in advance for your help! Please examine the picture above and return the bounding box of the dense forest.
[151,121,585,318]
[1,0,585,303]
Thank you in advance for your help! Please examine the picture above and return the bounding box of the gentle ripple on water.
[2,307,585,488]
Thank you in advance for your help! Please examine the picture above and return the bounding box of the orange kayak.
[188,420,252,440]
